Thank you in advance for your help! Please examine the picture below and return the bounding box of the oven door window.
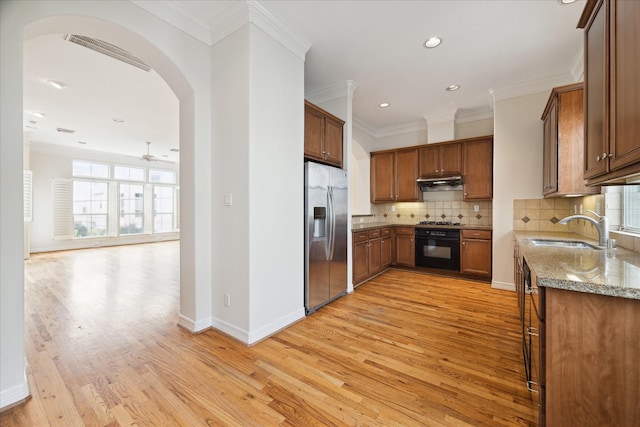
[424,238,452,259]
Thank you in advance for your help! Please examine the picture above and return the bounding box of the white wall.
[210,23,307,344]
[28,144,180,252]
[456,118,494,140]
[1,0,212,408]
[351,139,371,215]
[492,91,548,289]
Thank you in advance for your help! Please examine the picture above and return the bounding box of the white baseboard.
[177,313,211,333]
[492,280,515,292]
[0,378,29,410]
[211,307,306,345]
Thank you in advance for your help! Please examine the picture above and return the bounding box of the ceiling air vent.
[57,127,76,134]
[63,34,151,72]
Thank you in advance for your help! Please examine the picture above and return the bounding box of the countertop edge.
[514,231,640,301]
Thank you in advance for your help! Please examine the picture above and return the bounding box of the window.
[623,185,640,233]
[153,186,174,233]
[73,181,108,237]
[149,169,175,184]
[114,165,145,181]
[119,183,144,235]
[73,161,109,179]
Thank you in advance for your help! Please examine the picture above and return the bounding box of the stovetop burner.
[419,220,461,226]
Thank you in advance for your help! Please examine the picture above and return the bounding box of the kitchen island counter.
[514,230,640,300]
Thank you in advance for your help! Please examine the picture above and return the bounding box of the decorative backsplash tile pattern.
[353,192,492,227]
[514,191,640,253]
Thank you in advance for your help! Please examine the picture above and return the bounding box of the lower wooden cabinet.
[460,229,492,278]
[541,287,640,426]
[352,227,393,285]
[394,227,415,267]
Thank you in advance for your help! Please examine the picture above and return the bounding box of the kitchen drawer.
[381,227,392,237]
[368,229,381,239]
[353,231,369,243]
[462,229,491,240]
[396,227,414,235]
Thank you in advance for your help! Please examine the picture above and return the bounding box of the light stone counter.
[514,230,640,300]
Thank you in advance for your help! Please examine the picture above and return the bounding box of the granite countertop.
[352,222,492,231]
[514,230,640,300]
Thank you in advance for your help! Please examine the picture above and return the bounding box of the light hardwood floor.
[1,241,537,426]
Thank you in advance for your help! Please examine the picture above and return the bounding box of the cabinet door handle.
[603,152,608,159]
[526,381,539,394]
[527,326,539,337]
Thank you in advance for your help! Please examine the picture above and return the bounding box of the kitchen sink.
[528,239,601,250]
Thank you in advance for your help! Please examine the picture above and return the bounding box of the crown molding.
[456,106,494,123]
[489,72,576,102]
[424,108,457,125]
[130,1,311,60]
[130,0,211,45]
[209,1,311,60]
[305,80,358,104]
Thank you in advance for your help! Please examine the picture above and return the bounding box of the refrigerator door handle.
[328,186,335,260]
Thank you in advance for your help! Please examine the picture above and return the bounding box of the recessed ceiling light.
[424,37,442,49]
[47,80,67,89]
[379,102,390,108]
[558,0,576,4]
[56,127,76,134]
[169,148,180,152]
[113,117,125,123]
[28,120,37,124]
[446,85,460,91]
[25,125,37,129]
[78,141,88,145]
[30,111,46,118]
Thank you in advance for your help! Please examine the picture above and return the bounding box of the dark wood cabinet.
[394,227,415,267]
[541,287,640,426]
[380,230,393,269]
[304,100,345,168]
[462,137,493,200]
[352,227,393,285]
[418,142,462,177]
[460,229,492,278]
[579,0,640,185]
[370,148,421,203]
[541,84,600,197]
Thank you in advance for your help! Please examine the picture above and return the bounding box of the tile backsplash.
[514,189,640,252]
[353,191,492,227]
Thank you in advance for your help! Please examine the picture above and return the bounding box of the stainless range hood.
[417,176,463,192]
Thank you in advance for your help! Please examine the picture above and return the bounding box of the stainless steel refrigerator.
[304,161,348,315]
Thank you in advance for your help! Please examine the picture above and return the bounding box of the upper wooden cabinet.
[541,83,600,197]
[579,0,640,185]
[462,137,493,200]
[370,148,422,203]
[419,142,462,177]
[304,100,345,168]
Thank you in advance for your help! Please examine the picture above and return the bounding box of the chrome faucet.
[559,210,609,247]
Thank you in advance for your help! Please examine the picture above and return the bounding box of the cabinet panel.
[353,240,369,284]
[583,0,608,180]
[544,287,640,426]
[610,0,640,173]
[304,100,344,168]
[581,0,640,184]
[368,238,382,276]
[395,233,415,267]
[542,84,599,197]
[381,236,392,269]
[463,137,493,200]
[419,143,462,177]
[324,116,344,167]
[460,237,491,277]
[395,149,421,201]
[371,149,421,203]
[304,104,325,160]
[371,152,395,202]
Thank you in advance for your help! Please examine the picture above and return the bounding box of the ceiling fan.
[128,141,174,164]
